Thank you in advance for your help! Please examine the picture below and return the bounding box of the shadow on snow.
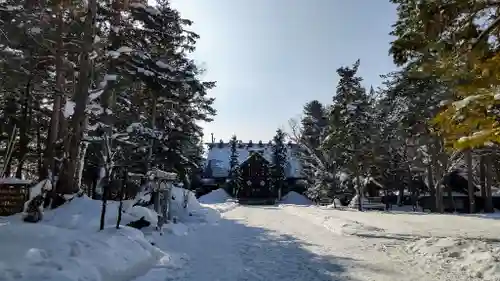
[156,206,395,281]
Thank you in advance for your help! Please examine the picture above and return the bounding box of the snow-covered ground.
[0,187,224,281]
[135,205,469,281]
[279,191,312,205]
[281,205,500,281]
[198,188,232,204]
[198,188,238,213]
[0,197,164,281]
[3,187,500,281]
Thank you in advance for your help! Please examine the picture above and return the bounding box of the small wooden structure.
[201,140,305,203]
[143,169,177,230]
[237,152,276,204]
[0,178,33,216]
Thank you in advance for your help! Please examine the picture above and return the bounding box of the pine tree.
[325,60,372,210]
[301,100,328,149]
[0,0,217,203]
[272,129,287,198]
[296,100,332,201]
[228,135,242,196]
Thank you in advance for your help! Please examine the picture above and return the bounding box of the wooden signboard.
[0,179,32,216]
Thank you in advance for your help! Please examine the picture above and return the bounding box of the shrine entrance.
[238,152,273,201]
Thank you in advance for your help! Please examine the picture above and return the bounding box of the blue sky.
[169,0,399,143]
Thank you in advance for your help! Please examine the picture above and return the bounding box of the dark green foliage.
[228,135,243,196]
[272,129,287,195]
[301,100,328,149]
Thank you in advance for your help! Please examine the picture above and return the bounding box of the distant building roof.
[205,141,302,178]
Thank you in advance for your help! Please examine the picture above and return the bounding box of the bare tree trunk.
[480,154,486,199]
[431,139,443,213]
[147,94,158,172]
[16,79,32,178]
[465,149,475,213]
[485,152,494,213]
[37,116,43,179]
[59,0,96,193]
[427,157,435,212]
[353,143,362,211]
[441,144,455,212]
[44,1,65,180]
[75,136,89,189]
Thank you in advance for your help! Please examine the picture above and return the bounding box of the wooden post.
[116,167,127,229]
[480,154,486,200]
[166,181,172,221]
[353,147,363,211]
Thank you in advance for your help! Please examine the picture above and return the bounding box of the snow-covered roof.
[205,142,302,178]
[0,178,33,185]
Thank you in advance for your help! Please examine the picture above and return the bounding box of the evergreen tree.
[296,100,331,201]
[0,0,216,200]
[229,135,239,171]
[301,100,328,149]
[228,135,242,196]
[325,60,372,210]
[271,129,287,198]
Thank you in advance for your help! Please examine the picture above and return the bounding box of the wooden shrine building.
[201,139,304,203]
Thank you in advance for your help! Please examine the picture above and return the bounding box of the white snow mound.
[198,188,238,213]
[0,211,166,281]
[406,237,500,280]
[280,191,312,205]
[198,188,231,204]
[169,186,221,224]
[202,201,239,214]
[42,195,156,230]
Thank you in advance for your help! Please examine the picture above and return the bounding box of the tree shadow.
[156,211,397,281]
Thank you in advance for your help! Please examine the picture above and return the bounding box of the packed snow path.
[140,206,460,281]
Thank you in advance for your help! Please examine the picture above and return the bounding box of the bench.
[350,196,386,211]
[318,198,333,206]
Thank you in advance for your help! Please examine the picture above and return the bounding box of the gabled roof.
[240,151,270,166]
[205,142,302,178]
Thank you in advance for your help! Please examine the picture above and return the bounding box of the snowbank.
[0,215,165,281]
[406,237,500,280]
[279,191,312,205]
[0,186,238,281]
[197,188,238,213]
[42,187,222,229]
[281,205,384,235]
[163,222,189,236]
[281,204,500,280]
[169,186,221,224]
[282,204,500,239]
[202,201,239,214]
[198,188,231,204]
[42,195,156,230]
